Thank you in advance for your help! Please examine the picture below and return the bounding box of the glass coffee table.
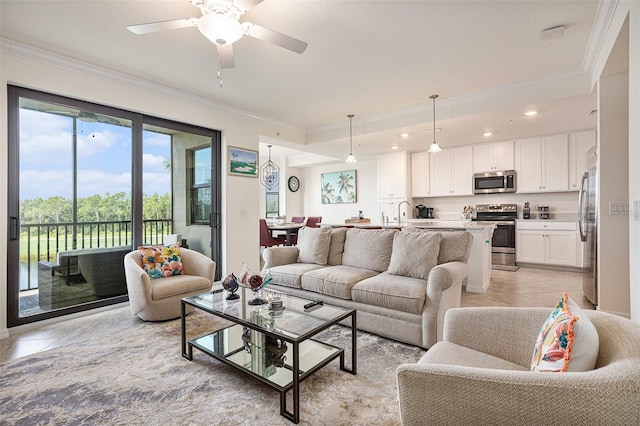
[181,288,357,424]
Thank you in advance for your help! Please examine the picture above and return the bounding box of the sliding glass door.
[7,86,221,326]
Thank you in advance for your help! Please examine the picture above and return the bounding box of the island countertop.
[319,220,494,232]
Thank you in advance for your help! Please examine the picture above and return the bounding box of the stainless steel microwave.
[473,170,516,194]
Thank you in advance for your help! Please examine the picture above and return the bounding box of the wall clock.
[288,176,300,192]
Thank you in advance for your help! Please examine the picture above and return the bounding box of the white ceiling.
[0,0,603,164]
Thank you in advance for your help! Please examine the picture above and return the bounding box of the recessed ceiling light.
[400,133,410,138]
[524,110,538,117]
[391,145,399,150]
[483,132,493,137]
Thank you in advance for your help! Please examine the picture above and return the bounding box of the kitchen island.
[319,220,494,293]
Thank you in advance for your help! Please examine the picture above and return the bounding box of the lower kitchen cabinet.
[516,221,578,267]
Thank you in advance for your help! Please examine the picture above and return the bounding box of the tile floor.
[0,267,592,363]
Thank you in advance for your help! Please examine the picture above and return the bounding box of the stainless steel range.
[473,204,517,266]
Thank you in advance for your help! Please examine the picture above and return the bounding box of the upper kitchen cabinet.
[515,134,568,193]
[473,140,514,173]
[411,151,430,197]
[377,151,410,199]
[569,130,596,191]
[430,146,473,196]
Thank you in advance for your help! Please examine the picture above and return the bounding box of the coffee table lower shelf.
[181,299,357,424]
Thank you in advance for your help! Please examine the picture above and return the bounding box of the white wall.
[0,48,305,336]
[303,159,378,224]
[628,1,640,323]
[598,71,630,317]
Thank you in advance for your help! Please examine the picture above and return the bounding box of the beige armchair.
[124,248,216,321]
[397,307,640,425]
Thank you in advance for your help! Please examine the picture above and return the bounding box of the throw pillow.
[327,227,348,266]
[387,231,441,280]
[531,293,599,372]
[138,243,185,279]
[296,226,332,265]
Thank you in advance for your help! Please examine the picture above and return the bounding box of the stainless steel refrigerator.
[578,146,598,307]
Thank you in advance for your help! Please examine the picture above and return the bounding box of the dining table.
[267,222,305,246]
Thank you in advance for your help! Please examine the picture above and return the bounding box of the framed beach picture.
[228,146,258,177]
[321,170,357,204]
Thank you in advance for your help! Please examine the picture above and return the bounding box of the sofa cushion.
[342,228,397,272]
[327,227,348,266]
[151,274,211,300]
[301,265,379,299]
[531,293,599,372]
[268,263,327,289]
[351,272,427,315]
[403,229,473,263]
[297,226,332,265]
[388,231,441,280]
[420,341,528,371]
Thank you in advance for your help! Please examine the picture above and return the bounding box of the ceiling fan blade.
[127,18,198,35]
[219,44,236,69]
[242,22,308,54]
[235,0,264,12]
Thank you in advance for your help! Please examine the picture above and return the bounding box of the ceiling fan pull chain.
[216,45,224,88]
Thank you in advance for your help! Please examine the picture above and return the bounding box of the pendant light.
[345,114,357,163]
[428,95,442,153]
[260,144,279,190]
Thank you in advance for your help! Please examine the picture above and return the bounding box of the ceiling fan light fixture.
[197,13,244,46]
[428,94,442,153]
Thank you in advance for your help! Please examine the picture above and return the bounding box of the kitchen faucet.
[398,200,411,225]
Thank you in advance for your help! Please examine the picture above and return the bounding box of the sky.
[19,109,171,200]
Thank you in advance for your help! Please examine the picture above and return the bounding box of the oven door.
[491,222,515,252]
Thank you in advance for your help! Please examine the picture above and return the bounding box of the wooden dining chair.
[260,219,286,247]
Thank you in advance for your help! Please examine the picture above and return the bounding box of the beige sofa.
[397,307,640,425]
[262,226,473,349]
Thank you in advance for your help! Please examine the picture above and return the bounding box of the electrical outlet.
[609,201,629,216]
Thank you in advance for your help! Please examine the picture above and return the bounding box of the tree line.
[20,192,171,224]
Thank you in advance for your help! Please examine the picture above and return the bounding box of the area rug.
[0,308,424,425]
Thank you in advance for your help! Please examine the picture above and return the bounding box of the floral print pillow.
[531,293,599,372]
[138,244,184,279]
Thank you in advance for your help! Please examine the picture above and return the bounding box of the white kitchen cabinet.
[377,151,410,199]
[473,140,514,173]
[411,151,430,197]
[515,134,568,193]
[569,130,596,191]
[516,221,578,267]
[429,146,473,196]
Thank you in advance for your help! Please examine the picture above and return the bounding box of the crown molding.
[306,69,591,144]
[583,0,629,88]
[0,38,303,132]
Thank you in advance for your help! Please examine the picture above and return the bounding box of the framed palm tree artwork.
[321,170,357,204]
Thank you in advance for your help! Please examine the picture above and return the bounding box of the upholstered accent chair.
[124,248,216,321]
[396,307,640,425]
[291,216,306,223]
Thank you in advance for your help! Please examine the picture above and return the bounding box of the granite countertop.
[320,221,494,231]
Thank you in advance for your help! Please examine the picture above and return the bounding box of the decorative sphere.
[222,274,239,292]
[248,274,263,289]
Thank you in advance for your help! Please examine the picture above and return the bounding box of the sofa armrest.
[443,307,552,367]
[180,248,216,282]
[262,246,300,270]
[124,252,153,315]
[396,361,640,425]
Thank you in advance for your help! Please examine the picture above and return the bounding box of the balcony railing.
[20,219,172,291]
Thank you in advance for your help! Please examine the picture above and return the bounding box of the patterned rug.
[0,308,424,425]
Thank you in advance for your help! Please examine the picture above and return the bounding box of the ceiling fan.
[127,0,308,78]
